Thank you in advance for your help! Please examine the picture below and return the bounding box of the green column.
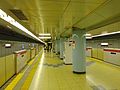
[72,27,86,74]
[55,40,57,53]
[55,39,60,54]
[60,38,65,59]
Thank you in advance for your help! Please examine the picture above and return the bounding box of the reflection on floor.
[86,58,120,90]
[29,52,92,90]
[5,51,120,90]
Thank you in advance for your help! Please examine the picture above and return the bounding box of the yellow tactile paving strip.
[5,73,23,90]
[5,51,43,90]
[21,54,42,90]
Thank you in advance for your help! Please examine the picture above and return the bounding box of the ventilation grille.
[10,9,28,20]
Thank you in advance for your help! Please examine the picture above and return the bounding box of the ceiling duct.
[10,9,28,20]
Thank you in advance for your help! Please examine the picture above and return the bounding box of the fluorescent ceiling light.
[86,36,92,39]
[92,31,120,38]
[86,33,92,39]
[39,33,51,36]
[39,37,51,39]
[48,42,52,43]
[85,34,91,36]
[5,44,11,47]
[0,9,44,44]
[101,43,108,46]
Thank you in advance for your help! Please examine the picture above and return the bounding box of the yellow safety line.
[5,53,41,90]
[5,73,23,90]
[28,59,34,66]
[87,57,120,69]
[21,54,42,89]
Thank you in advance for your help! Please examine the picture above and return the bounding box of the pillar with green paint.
[60,38,65,59]
[72,27,86,74]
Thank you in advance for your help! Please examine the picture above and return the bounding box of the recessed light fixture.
[39,37,51,39]
[85,34,91,36]
[92,31,120,38]
[5,43,11,48]
[39,33,51,36]
[101,43,108,46]
[86,36,92,39]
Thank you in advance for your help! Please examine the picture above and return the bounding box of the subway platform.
[1,50,119,90]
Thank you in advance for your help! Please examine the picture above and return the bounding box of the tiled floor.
[29,52,92,90]
[86,58,120,90]
[5,51,120,90]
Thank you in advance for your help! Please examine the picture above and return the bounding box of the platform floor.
[4,51,120,90]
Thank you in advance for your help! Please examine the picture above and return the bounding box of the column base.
[73,71,86,74]
[64,63,72,65]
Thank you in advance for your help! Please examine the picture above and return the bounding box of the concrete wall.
[87,39,120,49]
[86,37,120,65]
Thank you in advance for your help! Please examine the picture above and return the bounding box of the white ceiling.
[0,0,120,40]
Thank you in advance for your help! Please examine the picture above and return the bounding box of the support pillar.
[55,39,60,54]
[60,38,65,59]
[55,40,57,53]
[72,27,86,74]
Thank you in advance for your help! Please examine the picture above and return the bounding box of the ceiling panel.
[4,0,70,37]
[73,0,108,27]
[80,0,120,37]
[2,0,120,40]
[60,0,107,37]
[74,0,120,29]
[95,0,120,18]
[88,21,120,36]
[75,12,105,28]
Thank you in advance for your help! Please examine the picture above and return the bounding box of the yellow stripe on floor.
[5,53,41,90]
[21,54,42,90]
[5,73,23,90]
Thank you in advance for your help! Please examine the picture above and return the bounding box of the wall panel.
[0,57,6,87]
[5,54,15,81]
